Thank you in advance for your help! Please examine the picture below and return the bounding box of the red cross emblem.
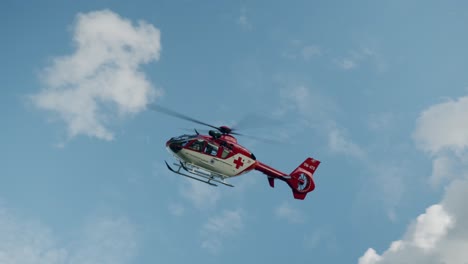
[233,157,244,169]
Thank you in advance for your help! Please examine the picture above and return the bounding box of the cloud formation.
[282,40,321,61]
[335,47,385,72]
[275,201,305,224]
[359,95,468,263]
[328,127,366,161]
[201,209,243,254]
[32,10,161,140]
[180,180,221,210]
[414,96,468,156]
[0,205,137,264]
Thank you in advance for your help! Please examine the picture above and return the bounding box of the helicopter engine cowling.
[209,130,221,139]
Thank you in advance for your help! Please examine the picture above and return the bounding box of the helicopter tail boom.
[255,157,320,200]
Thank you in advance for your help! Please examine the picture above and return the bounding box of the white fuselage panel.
[175,149,255,178]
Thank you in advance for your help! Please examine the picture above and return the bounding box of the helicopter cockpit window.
[188,140,205,152]
[204,143,218,156]
[172,134,196,142]
[221,148,231,159]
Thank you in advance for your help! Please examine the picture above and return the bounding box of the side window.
[188,140,205,152]
[204,143,218,156]
[221,148,231,159]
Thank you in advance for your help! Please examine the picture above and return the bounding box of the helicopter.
[151,105,321,200]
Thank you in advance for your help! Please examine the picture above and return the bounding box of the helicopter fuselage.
[166,134,256,178]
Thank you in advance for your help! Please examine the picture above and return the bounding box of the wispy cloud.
[328,126,366,161]
[201,209,243,254]
[302,45,322,60]
[303,228,338,252]
[275,201,305,224]
[31,10,162,140]
[335,47,386,72]
[70,216,137,264]
[0,206,67,264]
[277,85,337,125]
[278,84,405,221]
[336,58,357,70]
[180,180,221,210]
[238,8,253,31]
[282,40,321,61]
[168,202,185,216]
[0,205,137,264]
[368,112,395,132]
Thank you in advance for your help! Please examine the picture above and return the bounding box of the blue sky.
[2,1,468,263]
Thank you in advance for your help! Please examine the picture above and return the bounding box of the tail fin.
[286,158,320,200]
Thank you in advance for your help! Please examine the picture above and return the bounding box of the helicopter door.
[204,143,219,156]
[220,147,232,159]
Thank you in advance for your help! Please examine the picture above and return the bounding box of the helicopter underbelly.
[176,149,254,177]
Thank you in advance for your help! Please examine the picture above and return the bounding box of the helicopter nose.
[166,139,182,153]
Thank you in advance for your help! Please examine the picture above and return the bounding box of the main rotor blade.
[231,113,279,131]
[230,131,282,144]
[148,104,220,131]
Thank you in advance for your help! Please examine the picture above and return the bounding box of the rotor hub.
[219,126,232,134]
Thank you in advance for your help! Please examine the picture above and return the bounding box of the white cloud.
[201,209,243,254]
[358,192,462,264]
[275,202,305,224]
[359,248,382,264]
[411,205,454,251]
[278,85,337,124]
[0,205,137,264]
[180,180,221,210]
[413,96,468,187]
[69,217,137,264]
[429,154,457,187]
[328,127,366,160]
[0,207,67,264]
[32,10,162,140]
[359,94,468,264]
[282,40,321,61]
[414,96,468,156]
[336,47,386,72]
[373,164,405,221]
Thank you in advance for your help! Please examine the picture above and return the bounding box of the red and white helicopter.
[151,105,321,200]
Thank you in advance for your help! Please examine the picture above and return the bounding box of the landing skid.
[164,161,234,187]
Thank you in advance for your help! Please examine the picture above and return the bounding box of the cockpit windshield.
[171,134,197,142]
[167,134,198,153]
